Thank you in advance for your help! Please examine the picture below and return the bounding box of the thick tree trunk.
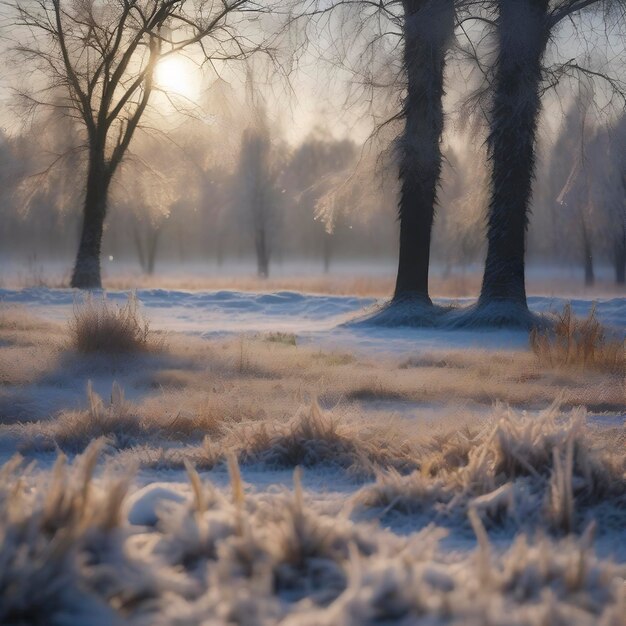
[478,0,549,309]
[71,153,110,289]
[393,0,454,302]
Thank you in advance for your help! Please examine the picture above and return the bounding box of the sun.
[155,55,200,101]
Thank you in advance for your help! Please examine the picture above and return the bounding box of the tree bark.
[393,0,454,302]
[132,222,147,273]
[71,151,110,289]
[478,0,549,308]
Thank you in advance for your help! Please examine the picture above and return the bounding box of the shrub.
[530,304,624,374]
[69,293,157,353]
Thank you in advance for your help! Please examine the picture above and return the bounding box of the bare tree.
[553,91,600,286]
[283,131,357,272]
[586,114,626,285]
[608,114,626,284]
[113,140,182,275]
[7,0,270,288]
[236,124,282,278]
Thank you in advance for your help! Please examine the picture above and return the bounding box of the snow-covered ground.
[1,287,624,353]
[0,288,624,625]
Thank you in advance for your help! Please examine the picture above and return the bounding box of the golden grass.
[69,292,160,354]
[357,404,626,533]
[531,304,625,375]
[0,304,47,331]
[222,402,420,477]
[0,295,624,625]
[0,302,622,478]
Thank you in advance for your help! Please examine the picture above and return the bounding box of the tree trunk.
[216,230,224,267]
[146,227,161,275]
[132,222,147,273]
[581,219,594,286]
[393,0,454,302]
[255,226,269,278]
[323,231,332,274]
[71,152,110,289]
[478,0,549,309]
[614,225,626,285]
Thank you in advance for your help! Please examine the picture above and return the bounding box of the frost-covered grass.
[0,299,624,624]
[357,405,626,535]
[1,445,625,625]
[69,293,161,354]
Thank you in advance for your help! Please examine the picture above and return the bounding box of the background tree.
[283,130,358,273]
[434,143,487,276]
[236,122,283,278]
[112,140,183,275]
[605,114,626,284]
[8,0,269,288]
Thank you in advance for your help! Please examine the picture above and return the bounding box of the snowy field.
[1,286,625,350]
[0,288,624,625]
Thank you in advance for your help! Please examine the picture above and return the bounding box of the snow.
[1,287,624,624]
[1,288,624,356]
[126,483,188,526]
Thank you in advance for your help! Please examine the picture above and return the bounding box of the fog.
[0,1,624,291]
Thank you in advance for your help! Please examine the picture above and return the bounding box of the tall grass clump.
[530,304,624,374]
[5,382,166,453]
[69,292,157,353]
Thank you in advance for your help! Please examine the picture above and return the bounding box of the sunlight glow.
[155,55,200,101]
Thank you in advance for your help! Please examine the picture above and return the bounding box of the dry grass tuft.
[0,304,46,331]
[531,304,624,375]
[228,402,419,477]
[69,292,160,354]
[358,404,626,533]
[0,442,147,624]
[6,382,167,453]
